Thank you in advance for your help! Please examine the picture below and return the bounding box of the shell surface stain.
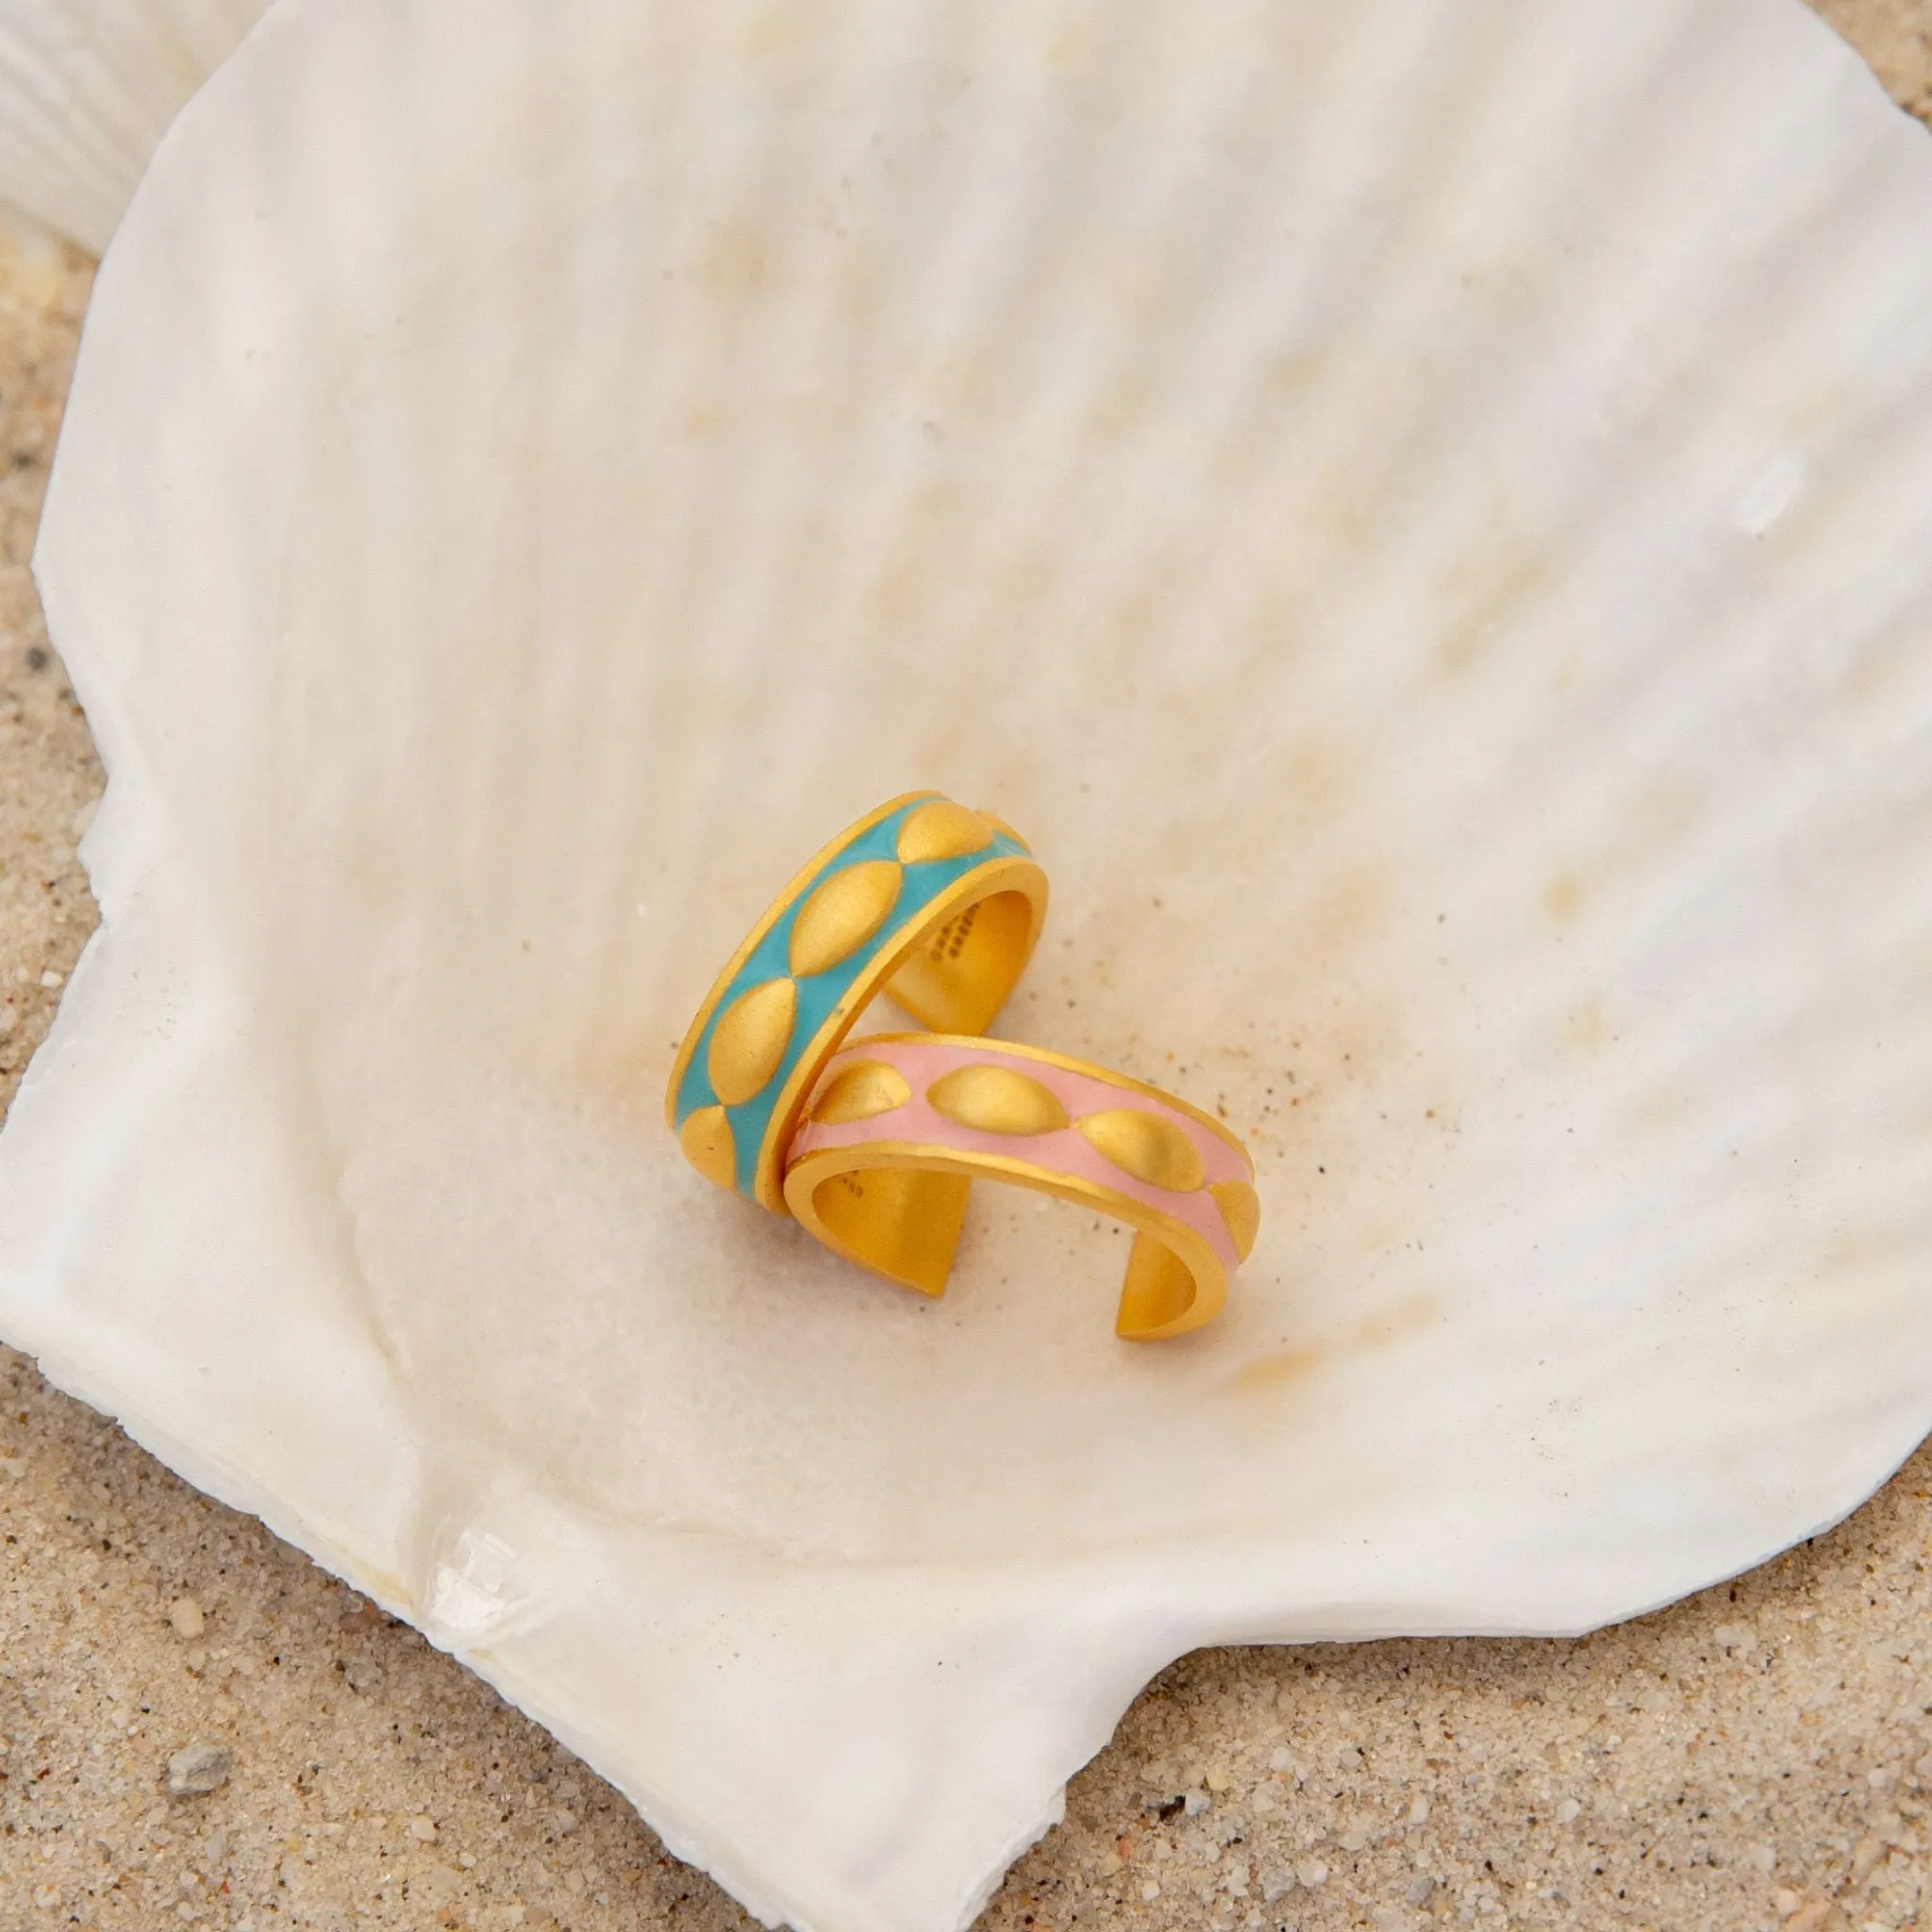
[708,977,797,1106]
[789,859,904,977]
[1234,1348,1324,1393]
[1076,1108,1206,1192]
[927,1064,1070,1138]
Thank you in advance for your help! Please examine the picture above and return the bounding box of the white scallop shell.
[0,0,267,249]
[6,0,1932,1927]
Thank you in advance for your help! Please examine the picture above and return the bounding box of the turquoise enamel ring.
[666,793,1047,1211]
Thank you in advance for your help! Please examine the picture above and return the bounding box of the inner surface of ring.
[806,1164,1201,1338]
[885,888,1036,1034]
[808,1167,972,1297]
[1115,1233,1200,1337]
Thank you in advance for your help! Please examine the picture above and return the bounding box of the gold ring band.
[666,794,1048,1211]
[784,1034,1258,1341]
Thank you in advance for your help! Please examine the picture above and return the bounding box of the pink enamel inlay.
[785,1036,1254,1271]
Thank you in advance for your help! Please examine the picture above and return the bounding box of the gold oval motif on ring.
[677,1105,737,1191]
[1209,1178,1262,1260]
[707,977,798,1106]
[808,1059,913,1125]
[895,800,997,864]
[787,859,904,978]
[1075,1108,1207,1193]
[926,1064,1070,1137]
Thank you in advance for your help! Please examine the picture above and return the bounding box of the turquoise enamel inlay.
[675,797,1029,1197]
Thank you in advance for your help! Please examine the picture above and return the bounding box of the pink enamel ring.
[782,1035,1260,1341]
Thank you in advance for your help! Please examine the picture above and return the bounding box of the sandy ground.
[4,8,1932,1931]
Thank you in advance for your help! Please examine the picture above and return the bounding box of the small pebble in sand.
[168,1597,205,1640]
[166,1740,233,1796]
[1784,1900,1848,1932]
[39,969,62,989]
[1849,1832,1887,1882]
[409,1815,439,1840]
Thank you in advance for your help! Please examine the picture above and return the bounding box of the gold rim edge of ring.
[783,1138,1233,1270]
